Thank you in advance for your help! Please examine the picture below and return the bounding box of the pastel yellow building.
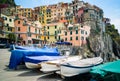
[1,14,15,38]
[39,6,47,25]
[17,8,33,18]
[45,22,64,43]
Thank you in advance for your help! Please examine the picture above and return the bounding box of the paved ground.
[0,49,91,81]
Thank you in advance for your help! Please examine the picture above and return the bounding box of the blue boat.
[8,46,60,69]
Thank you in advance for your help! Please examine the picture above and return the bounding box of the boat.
[90,60,120,81]
[57,57,103,77]
[40,55,82,73]
[9,46,60,69]
[24,55,65,69]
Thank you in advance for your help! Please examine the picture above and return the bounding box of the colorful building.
[0,17,4,37]
[1,14,15,38]
[38,6,47,25]
[14,16,42,44]
[44,22,64,43]
[58,24,91,46]
[17,7,33,19]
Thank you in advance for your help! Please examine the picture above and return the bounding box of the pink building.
[14,17,28,44]
[59,24,90,46]
[14,16,42,45]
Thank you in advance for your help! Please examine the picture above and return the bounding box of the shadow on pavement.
[37,73,62,81]
[37,72,92,81]
[18,69,43,76]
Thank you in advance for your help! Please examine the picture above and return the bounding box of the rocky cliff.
[77,29,120,62]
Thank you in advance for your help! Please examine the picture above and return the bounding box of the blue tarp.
[90,60,120,81]
[24,55,65,64]
[55,42,72,45]
[15,46,33,50]
[91,60,120,76]
[9,46,60,69]
[10,45,33,50]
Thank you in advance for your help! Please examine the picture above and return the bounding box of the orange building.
[14,16,42,45]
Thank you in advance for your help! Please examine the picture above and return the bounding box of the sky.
[14,0,120,33]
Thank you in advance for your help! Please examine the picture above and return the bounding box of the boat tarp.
[90,60,120,81]
[8,46,60,69]
[15,46,34,50]
[55,42,72,45]
[10,45,36,50]
[24,55,66,64]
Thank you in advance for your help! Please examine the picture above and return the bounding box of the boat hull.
[59,57,103,77]
[60,64,92,77]
[40,63,59,73]
[40,56,82,73]
[25,62,41,69]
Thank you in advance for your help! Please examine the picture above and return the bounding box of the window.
[55,36,57,39]
[69,27,73,30]
[85,31,87,35]
[8,27,12,31]
[9,19,12,22]
[55,31,57,35]
[18,27,20,31]
[70,31,72,35]
[48,36,49,39]
[28,27,30,32]
[48,31,49,35]
[55,25,57,29]
[65,38,67,41]
[58,36,60,40]
[5,17,7,20]
[18,21,20,24]
[28,33,31,37]
[6,24,9,27]
[65,32,67,35]
[70,37,72,41]
[28,40,31,43]
[76,30,78,34]
[81,30,84,34]
[76,36,78,40]
[81,36,84,40]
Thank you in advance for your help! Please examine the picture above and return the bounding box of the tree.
[0,0,16,7]
[8,33,16,41]
[106,24,120,45]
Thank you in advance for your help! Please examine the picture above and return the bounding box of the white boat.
[24,55,65,69]
[57,57,103,77]
[25,62,41,69]
[40,55,82,73]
